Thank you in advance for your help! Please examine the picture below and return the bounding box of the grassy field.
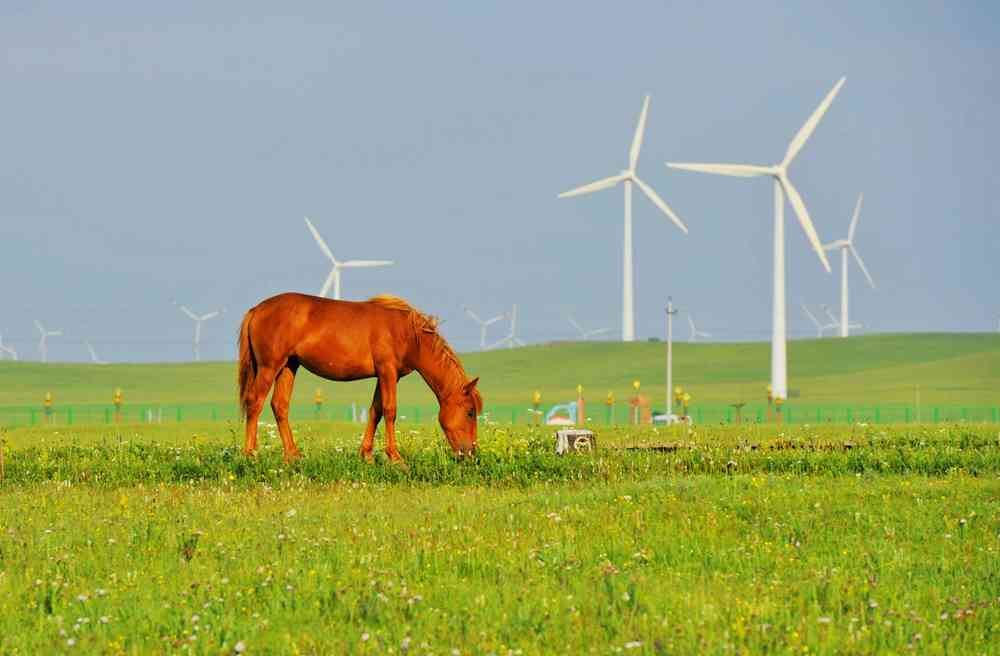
[0,421,998,653]
[0,334,998,414]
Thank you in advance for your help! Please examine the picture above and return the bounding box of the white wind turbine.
[568,316,613,341]
[304,217,394,300]
[488,305,526,350]
[823,305,862,334]
[801,303,837,338]
[34,320,62,363]
[558,95,689,342]
[0,333,18,360]
[463,307,505,351]
[686,314,712,343]
[174,302,224,362]
[85,341,108,365]
[668,77,845,399]
[822,193,875,337]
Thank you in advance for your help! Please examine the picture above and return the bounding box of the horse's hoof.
[242,449,257,458]
[390,459,410,472]
[361,452,376,465]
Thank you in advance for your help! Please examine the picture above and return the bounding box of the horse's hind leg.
[359,384,383,463]
[243,366,279,456]
[378,371,404,463]
[271,362,302,462]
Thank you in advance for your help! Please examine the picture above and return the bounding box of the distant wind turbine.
[823,193,875,338]
[304,217,394,300]
[823,305,862,333]
[558,95,689,342]
[0,333,18,360]
[801,303,837,338]
[488,305,526,350]
[463,307,505,351]
[85,341,108,365]
[687,314,712,343]
[668,77,845,398]
[34,320,62,363]
[568,316,613,341]
[174,302,224,362]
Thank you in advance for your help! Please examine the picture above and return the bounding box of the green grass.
[1,334,998,414]
[0,422,998,654]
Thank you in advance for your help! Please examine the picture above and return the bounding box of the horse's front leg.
[360,384,382,463]
[378,371,404,463]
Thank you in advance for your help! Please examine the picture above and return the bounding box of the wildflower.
[66,638,76,647]
[234,640,247,653]
[817,616,832,624]
[401,636,411,652]
[99,616,109,624]
[624,642,642,650]
[286,508,297,518]
[76,594,88,603]
[361,633,370,642]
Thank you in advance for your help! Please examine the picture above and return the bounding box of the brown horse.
[237,293,481,463]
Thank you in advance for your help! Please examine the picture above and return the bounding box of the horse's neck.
[411,337,464,403]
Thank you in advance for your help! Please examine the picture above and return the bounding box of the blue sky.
[1,1,998,361]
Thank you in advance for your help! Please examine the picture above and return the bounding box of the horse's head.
[439,377,481,457]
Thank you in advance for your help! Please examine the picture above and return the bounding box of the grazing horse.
[237,293,481,463]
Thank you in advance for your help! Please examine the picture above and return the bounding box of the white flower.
[361,632,370,642]
[624,642,642,649]
[66,638,76,647]
[285,509,297,518]
[234,640,247,653]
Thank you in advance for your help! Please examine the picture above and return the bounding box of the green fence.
[2,402,998,428]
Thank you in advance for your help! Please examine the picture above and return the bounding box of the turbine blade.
[629,95,650,171]
[319,269,336,297]
[568,317,584,335]
[666,163,771,178]
[850,245,876,288]
[557,173,626,198]
[339,260,394,268]
[49,331,63,337]
[485,315,504,325]
[848,192,864,241]
[783,77,846,166]
[801,304,821,328]
[464,307,483,324]
[178,305,199,321]
[632,176,688,234]
[304,217,337,263]
[34,320,44,334]
[200,312,220,321]
[779,175,832,273]
[590,328,613,336]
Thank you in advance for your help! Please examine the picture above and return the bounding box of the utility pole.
[666,298,678,417]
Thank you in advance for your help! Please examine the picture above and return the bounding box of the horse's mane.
[367,295,482,411]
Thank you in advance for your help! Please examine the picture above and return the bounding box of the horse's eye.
[467,409,475,419]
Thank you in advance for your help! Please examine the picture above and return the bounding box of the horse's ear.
[463,377,480,395]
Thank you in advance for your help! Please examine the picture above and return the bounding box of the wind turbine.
[463,307,505,351]
[174,302,224,362]
[822,193,875,337]
[801,303,837,338]
[558,95,689,342]
[823,305,862,334]
[667,77,845,399]
[686,314,712,343]
[488,305,526,350]
[568,316,613,340]
[0,334,18,360]
[34,320,62,363]
[85,341,108,365]
[304,217,394,300]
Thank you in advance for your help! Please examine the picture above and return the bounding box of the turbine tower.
[85,341,108,365]
[488,305,526,350]
[463,307,505,351]
[304,217,394,300]
[568,316,612,340]
[801,303,837,338]
[822,193,875,337]
[0,333,18,360]
[668,77,845,399]
[174,302,224,362]
[34,320,62,364]
[686,314,712,343]
[558,95,689,342]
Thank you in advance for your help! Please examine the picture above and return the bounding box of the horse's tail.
[237,308,257,420]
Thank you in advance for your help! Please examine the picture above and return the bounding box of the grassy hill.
[0,334,997,414]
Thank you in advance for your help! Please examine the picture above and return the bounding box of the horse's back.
[247,293,410,380]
